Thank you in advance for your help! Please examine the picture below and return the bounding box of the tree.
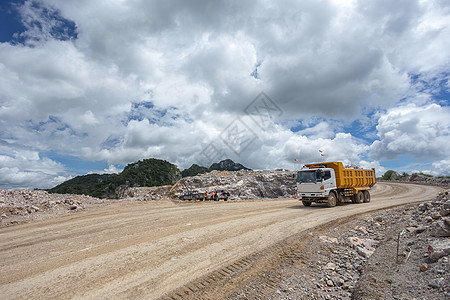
[382,170,395,180]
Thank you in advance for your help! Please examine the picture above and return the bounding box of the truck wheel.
[337,193,345,204]
[354,191,365,203]
[364,190,370,203]
[326,192,337,207]
[302,200,312,207]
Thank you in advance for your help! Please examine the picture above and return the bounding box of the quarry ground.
[0,183,445,299]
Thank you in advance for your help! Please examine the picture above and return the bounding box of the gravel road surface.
[0,183,442,299]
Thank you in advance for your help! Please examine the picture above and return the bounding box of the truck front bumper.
[298,193,326,198]
[298,190,332,202]
[298,191,330,198]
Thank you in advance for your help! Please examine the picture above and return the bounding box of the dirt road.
[0,183,443,299]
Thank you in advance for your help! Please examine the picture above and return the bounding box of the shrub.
[418,172,433,178]
[382,170,395,180]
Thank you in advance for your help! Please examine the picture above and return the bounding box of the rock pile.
[387,173,450,187]
[176,169,297,199]
[352,189,450,299]
[115,185,172,200]
[0,189,106,226]
[421,193,450,238]
[408,174,450,186]
[281,217,387,299]
[270,189,449,300]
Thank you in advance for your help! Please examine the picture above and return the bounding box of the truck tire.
[302,200,312,207]
[354,191,365,203]
[363,190,370,203]
[337,192,345,204]
[326,192,337,207]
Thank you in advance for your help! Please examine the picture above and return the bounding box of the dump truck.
[296,162,376,207]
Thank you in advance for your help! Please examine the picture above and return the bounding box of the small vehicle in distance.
[179,190,202,201]
[216,190,230,201]
[207,190,230,201]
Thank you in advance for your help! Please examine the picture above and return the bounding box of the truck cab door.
[322,169,336,190]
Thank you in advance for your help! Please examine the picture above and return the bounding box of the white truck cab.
[297,168,336,198]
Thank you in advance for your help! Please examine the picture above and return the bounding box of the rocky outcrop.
[115,185,172,200]
[381,173,450,187]
[407,173,450,186]
[176,169,296,199]
[390,171,400,180]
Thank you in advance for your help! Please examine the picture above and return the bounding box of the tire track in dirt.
[0,203,290,284]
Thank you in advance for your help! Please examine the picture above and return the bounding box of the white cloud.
[80,110,99,125]
[0,141,70,189]
[177,115,371,172]
[296,121,339,139]
[0,0,449,188]
[358,160,386,177]
[430,160,450,176]
[88,164,123,175]
[370,103,450,160]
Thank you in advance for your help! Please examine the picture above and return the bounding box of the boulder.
[347,237,363,248]
[319,236,338,244]
[428,240,450,262]
[428,278,445,289]
[419,263,428,272]
[430,220,450,237]
[356,246,374,258]
[441,202,450,217]
[414,226,427,234]
[334,278,345,287]
[444,217,450,227]
[431,212,441,220]
[324,262,337,271]
[390,171,400,180]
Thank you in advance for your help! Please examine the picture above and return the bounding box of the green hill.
[47,173,114,198]
[48,158,181,198]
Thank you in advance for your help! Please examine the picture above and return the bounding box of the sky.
[0,0,449,189]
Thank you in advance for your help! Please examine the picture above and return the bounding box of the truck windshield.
[297,170,322,183]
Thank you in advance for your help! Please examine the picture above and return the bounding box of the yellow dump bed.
[305,162,376,190]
